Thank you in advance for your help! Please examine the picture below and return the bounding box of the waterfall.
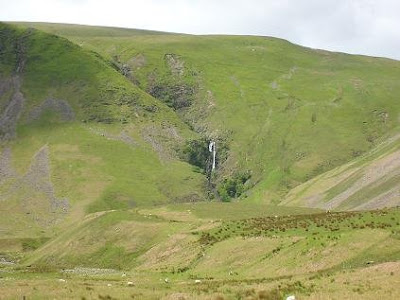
[209,141,216,171]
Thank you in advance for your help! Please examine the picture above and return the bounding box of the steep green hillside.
[0,23,206,243]
[16,21,400,204]
[2,22,400,300]
[282,133,400,210]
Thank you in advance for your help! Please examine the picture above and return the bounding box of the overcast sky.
[1,0,400,60]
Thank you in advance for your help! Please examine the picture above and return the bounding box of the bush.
[148,80,195,110]
[217,171,251,201]
[181,138,210,172]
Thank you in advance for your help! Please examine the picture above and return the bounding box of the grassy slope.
[19,22,400,204]
[282,133,400,210]
[5,205,400,299]
[0,23,206,243]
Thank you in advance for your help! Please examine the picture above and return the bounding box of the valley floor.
[1,203,400,299]
[1,261,400,299]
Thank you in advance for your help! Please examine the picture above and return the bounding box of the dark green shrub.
[217,171,251,201]
[181,138,210,172]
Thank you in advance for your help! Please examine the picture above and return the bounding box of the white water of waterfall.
[209,141,216,171]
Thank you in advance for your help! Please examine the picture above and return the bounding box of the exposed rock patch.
[0,28,33,141]
[22,145,54,193]
[14,28,33,74]
[0,76,25,141]
[206,90,216,109]
[118,131,138,146]
[0,146,69,226]
[325,149,400,210]
[128,53,147,69]
[28,98,75,122]
[165,53,185,76]
[23,146,70,217]
[356,185,400,210]
[141,124,182,162]
[0,147,16,183]
[284,141,400,210]
[0,77,13,99]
